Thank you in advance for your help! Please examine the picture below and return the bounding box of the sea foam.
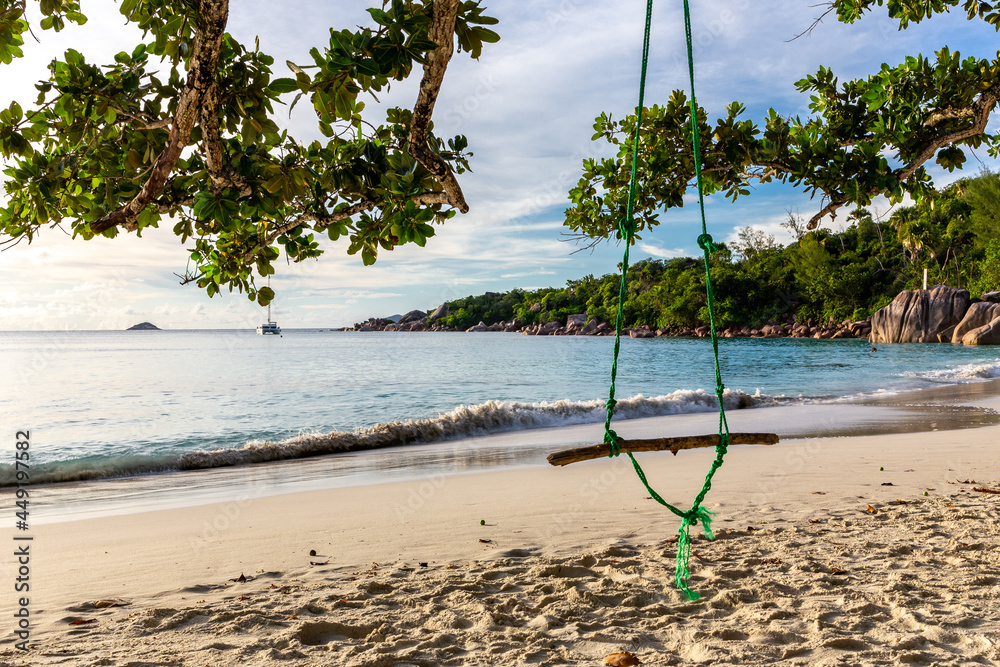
[903,359,1000,382]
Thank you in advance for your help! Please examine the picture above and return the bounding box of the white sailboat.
[257,280,280,335]
[256,305,280,334]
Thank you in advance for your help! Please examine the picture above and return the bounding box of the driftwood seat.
[547,433,779,467]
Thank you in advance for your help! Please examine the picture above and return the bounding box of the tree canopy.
[0,0,498,304]
[565,0,1000,245]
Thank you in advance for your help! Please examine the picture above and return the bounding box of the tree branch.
[88,0,229,234]
[899,83,1000,182]
[786,3,836,42]
[243,192,453,262]
[807,199,844,230]
[805,82,1000,230]
[199,80,252,196]
[406,0,469,214]
[154,195,196,213]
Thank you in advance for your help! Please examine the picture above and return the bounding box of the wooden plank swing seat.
[547,432,779,467]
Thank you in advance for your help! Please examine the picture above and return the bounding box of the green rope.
[601,0,733,602]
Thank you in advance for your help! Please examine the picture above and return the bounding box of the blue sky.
[1,0,998,330]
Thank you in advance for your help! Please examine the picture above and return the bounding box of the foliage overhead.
[0,0,499,304]
[565,0,1000,245]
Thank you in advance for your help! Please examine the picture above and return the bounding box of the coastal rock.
[466,321,488,333]
[529,302,542,313]
[981,291,1000,304]
[937,325,956,343]
[538,321,560,335]
[398,310,427,324]
[961,317,1000,345]
[869,286,970,344]
[952,302,1000,343]
[565,314,588,331]
[849,320,871,337]
[126,321,160,330]
[428,303,450,321]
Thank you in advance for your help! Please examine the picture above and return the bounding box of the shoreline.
[344,315,872,341]
[3,420,999,664]
[7,378,1000,525]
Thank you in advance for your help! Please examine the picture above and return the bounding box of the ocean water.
[3,329,1000,490]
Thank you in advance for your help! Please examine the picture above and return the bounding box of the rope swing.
[547,0,779,600]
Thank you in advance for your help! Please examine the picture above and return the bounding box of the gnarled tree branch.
[88,0,229,234]
[406,0,469,214]
[805,82,1000,230]
[243,191,453,262]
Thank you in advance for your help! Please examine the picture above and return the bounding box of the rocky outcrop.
[981,291,1000,304]
[869,286,970,344]
[951,302,1000,343]
[962,318,1000,345]
[397,310,427,324]
[565,314,588,332]
[126,322,160,330]
[428,303,450,320]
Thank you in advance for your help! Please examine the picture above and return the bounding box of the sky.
[1,0,998,330]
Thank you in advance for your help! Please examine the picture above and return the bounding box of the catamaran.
[257,301,280,335]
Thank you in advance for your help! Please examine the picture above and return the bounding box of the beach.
[3,411,999,666]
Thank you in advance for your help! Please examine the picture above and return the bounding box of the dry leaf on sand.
[93,599,130,609]
[603,651,641,666]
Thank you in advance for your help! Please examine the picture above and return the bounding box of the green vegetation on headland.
[360,172,1000,334]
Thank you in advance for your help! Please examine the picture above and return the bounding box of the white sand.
[1,422,999,665]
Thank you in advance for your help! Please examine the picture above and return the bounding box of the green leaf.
[475,27,501,43]
[268,77,299,94]
[257,286,275,306]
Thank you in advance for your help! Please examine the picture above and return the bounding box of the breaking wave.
[902,359,1000,382]
[0,389,783,486]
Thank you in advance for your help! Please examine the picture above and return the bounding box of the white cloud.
[638,243,690,259]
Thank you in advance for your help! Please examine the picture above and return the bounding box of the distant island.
[126,322,160,331]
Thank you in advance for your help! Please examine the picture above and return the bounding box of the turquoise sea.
[2,329,1000,519]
